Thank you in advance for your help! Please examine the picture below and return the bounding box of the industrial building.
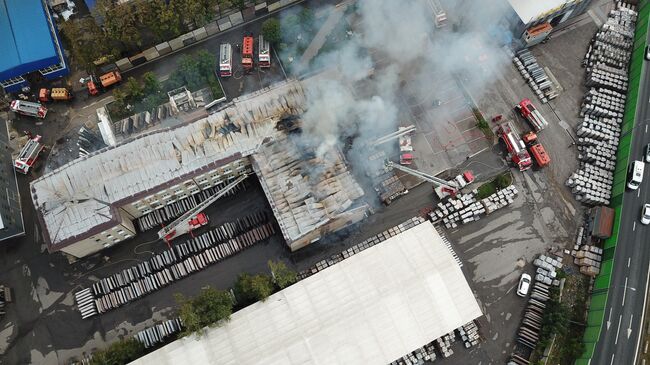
[0,0,69,93]
[30,80,368,258]
[129,221,483,365]
[504,0,593,46]
[0,120,24,242]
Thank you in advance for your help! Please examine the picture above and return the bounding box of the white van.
[627,160,645,190]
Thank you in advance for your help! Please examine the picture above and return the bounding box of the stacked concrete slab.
[513,49,558,103]
[567,2,638,206]
[429,185,518,228]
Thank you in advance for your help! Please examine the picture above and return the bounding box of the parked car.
[641,204,650,225]
[646,45,650,61]
[517,273,532,297]
[644,143,650,163]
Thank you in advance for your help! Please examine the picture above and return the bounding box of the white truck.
[10,100,47,119]
[627,160,645,190]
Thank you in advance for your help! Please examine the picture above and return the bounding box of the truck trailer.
[87,71,122,96]
[39,88,73,102]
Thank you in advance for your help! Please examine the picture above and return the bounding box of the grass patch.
[475,171,512,199]
[472,107,494,139]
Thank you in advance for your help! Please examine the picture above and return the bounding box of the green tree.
[90,338,145,365]
[136,0,182,41]
[268,260,297,289]
[195,50,217,77]
[177,54,203,90]
[124,77,144,103]
[494,173,511,189]
[59,17,116,71]
[262,18,281,45]
[175,287,234,335]
[234,273,274,303]
[232,0,245,10]
[96,0,142,51]
[142,72,161,95]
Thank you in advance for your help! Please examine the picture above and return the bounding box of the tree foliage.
[59,17,116,71]
[262,18,282,45]
[136,0,182,42]
[95,0,142,51]
[268,260,297,289]
[124,77,144,103]
[90,338,145,365]
[234,273,274,304]
[175,287,234,335]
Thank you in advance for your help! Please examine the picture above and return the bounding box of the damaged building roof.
[31,81,308,249]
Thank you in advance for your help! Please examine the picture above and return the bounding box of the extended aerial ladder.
[372,125,416,146]
[158,174,248,243]
[386,161,464,198]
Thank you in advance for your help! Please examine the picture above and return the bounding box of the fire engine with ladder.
[10,100,47,119]
[158,174,248,244]
[258,35,271,68]
[14,134,45,174]
[516,98,548,131]
[386,161,474,199]
[219,43,233,77]
[497,121,533,171]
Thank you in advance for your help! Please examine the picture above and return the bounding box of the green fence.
[576,2,649,363]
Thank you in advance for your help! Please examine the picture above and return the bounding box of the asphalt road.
[590,32,650,365]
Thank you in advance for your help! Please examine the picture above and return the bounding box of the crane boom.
[386,161,458,189]
[158,174,248,240]
[373,125,416,146]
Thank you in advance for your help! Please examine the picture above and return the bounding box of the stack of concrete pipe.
[567,2,637,206]
[136,179,246,231]
[74,211,274,319]
[429,185,518,228]
[513,49,558,103]
[298,217,427,280]
[135,318,183,348]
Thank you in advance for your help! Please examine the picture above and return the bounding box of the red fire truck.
[242,36,254,71]
[10,100,47,119]
[14,134,45,174]
[516,98,548,131]
[258,35,271,68]
[219,43,233,77]
[497,122,532,171]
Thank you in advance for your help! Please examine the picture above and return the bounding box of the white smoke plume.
[280,0,514,181]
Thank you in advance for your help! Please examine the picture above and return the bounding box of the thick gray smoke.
[281,0,513,183]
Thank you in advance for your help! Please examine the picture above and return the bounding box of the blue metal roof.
[0,0,60,81]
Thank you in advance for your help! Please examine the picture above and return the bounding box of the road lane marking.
[628,314,634,339]
[646,124,649,133]
[615,314,623,345]
[623,277,629,306]
[633,221,637,232]
[607,307,613,330]
[629,257,632,267]
[610,354,615,365]
[639,189,642,198]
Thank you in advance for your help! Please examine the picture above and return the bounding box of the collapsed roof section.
[253,134,367,250]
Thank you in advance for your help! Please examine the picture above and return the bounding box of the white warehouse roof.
[130,222,482,365]
[507,0,575,23]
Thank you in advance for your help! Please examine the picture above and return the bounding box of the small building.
[129,221,483,365]
[0,0,69,93]
[504,0,593,45]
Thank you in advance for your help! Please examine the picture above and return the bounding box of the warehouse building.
[129,221,483,365]
[0,0,69,93]
[30,80,368,258]
[504,0,593,46]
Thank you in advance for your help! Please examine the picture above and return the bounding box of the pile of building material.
[135,318,183,348]
[113,104,173,137]
[297,216,427,280]
[429,185,518,228]
[377,173,408,205]
[533,254,563,286]
[513,49,558,103]
[572,245,603,277]
[77,126,107,158]
[516,280,551,350]
[435,332,456,358]
[567,2,637,206]
[0,285,11,317]
[136,179,247,231]
[74,211,274,318]
[253,134,368,251]
[509,354,530,365]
